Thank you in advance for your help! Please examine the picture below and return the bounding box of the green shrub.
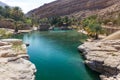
[0,29,12,39]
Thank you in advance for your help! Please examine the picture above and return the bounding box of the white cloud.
[0,0,56,13]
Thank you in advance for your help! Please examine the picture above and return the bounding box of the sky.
[0,0,56,13]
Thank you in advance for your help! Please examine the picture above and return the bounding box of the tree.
[81,15,103,39]
[24,17,32,25]
[14,21,25,32]
[0,6,3,16]
[48,16,72,27]
[31,13,39,26]
[48,16,61,27]
[62,16,72,27]
[4,6,11,18]
[89,23,102,39]
[10,7,24,21]
[0,6,33,30]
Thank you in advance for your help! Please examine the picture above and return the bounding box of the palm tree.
[11,7,24,21]
[81,15,103,39]
[4,6,11,18]
[0,6,3,16]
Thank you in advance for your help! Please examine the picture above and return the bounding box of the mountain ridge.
[27,0,120,19]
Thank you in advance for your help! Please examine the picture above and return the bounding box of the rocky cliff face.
[27,0,120,19]
[0,39,36,80]
[78,31,120,80]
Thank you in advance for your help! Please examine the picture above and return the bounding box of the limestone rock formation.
[102,30,120,40]
[0,39,36,80]
[78,31,120,80]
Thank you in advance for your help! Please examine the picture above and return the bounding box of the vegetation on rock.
[0,6,32,31]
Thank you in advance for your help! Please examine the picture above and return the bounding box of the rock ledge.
[0,39,36,80]
[78,40,120,80]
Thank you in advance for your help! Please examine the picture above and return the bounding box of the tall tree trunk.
[95,33,98,39]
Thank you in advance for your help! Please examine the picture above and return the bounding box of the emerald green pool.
[14,31,99,80]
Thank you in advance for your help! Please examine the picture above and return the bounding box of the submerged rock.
[0,39,36,80]
[78,40,120,80]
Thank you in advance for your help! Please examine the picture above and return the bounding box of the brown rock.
[27,0,120,19]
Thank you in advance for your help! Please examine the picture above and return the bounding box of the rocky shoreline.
[0,39,36,80]
[78,35,120,80]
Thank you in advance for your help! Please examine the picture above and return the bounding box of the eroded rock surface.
[0,39,36,80]
[78,40,120,80]
[27,0,120,19]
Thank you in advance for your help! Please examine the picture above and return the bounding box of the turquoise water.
[14,31,99,80]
